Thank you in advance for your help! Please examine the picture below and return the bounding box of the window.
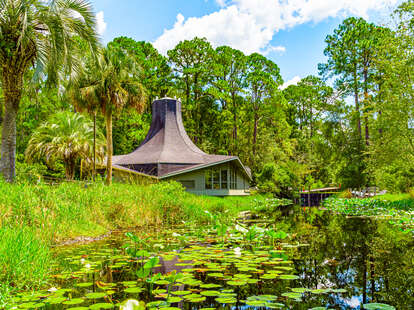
[179,180,195,189]
[205,170,212,189]
[221,169,228,189]
[213,170,220,189]
[230,168,237,189]
[205,168,230,190]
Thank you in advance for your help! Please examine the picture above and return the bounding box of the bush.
[374,163,414,193]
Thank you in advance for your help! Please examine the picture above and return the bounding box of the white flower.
[233,247,242,257]
[48,287,58,292]
[235,224,248,233]
[80,258,85,264]
[85,263,91,269]
[120,299,140,310]
[172,232,181,237]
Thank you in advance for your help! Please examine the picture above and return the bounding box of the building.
[112,98,251,196]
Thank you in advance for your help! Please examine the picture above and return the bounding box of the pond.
[10,207,414,310]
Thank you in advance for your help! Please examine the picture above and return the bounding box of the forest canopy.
[0,1,413,195]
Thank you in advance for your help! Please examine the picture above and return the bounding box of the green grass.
[0,227,51,291]
[376,193,412,202]
[0,179,277,298]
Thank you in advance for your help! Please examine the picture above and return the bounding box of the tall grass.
[0,227,51,290]
[0,180,266,242]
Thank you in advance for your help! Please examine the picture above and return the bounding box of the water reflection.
[276,208,414,309]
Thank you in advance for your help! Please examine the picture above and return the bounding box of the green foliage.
[0,227,51,290]
[323,196,414,232]
[256,162,301,197]
[25,111,106,180]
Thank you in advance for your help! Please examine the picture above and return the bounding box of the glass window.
[213,170,220,189]
[179,180,195,189]
[205,170,212,189]
[221,169,228,189]
[230,168,237,189]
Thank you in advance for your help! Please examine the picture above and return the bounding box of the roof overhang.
[159,157,252,181]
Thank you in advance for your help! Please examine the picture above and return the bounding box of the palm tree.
[71,46,146,185]
[25,111,106,180]
[0,0,98,182]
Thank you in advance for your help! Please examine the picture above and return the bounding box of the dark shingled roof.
[113,98,251,179]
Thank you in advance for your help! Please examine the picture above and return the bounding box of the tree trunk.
[253,111,258,156]
[64,159,76,180]
[363,67,370,146]
[105,109,113,185]
[93,112,96,181]
[0,72,23,182]
[353,70,362,139]
[232,93,237,154]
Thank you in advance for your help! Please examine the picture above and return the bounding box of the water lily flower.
[85,263,91,269]
[48,287,58,292]
[233,247,242,257]
[120,299,141,310]
[235,224,248,233]
[172,232,181,237]
[80,258,85,264]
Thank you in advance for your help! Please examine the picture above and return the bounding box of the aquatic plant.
[322,197,414,233]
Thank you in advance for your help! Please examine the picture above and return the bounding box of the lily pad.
[75,282,93,288]
[62,298,84,305]
[124,287,144,294]
[363,304,396,310]
[279,274,299,280]
[170,290,191,296]
[215,297,237,304]
[85,292,106,299]
[166,296,182,303]
[200,290,221,297]
[89,303,114,309]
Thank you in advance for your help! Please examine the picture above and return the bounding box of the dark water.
[14,208,414,310]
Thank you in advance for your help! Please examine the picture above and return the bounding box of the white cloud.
[280,76,301,90]
[96,11,107,36]
[263,45,286,56]
[153,0,398,55]
[215,0,227,7]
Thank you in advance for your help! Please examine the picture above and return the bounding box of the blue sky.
[90,0,400,87]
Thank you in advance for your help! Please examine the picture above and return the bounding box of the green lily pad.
[311,289,331,294]
[200,290,221,297]
[89,303,114,309]
[227,280,247,286]
[124,287,144,294]
[85,292,106,299]
[261,273,278,280]
[281,292,302,299]
[166,296,182,303]
[215,297,237,304]
[363,304,396,310]
[200,283,221,289]
[45,297,67,304]
[62,298,84,305]
[170,290,191,296]
[146,301,169,308]
[279,274,299,280]
[291,288,310,293]
[75,282,93,288]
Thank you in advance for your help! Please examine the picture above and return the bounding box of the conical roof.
[113,98,245,177]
